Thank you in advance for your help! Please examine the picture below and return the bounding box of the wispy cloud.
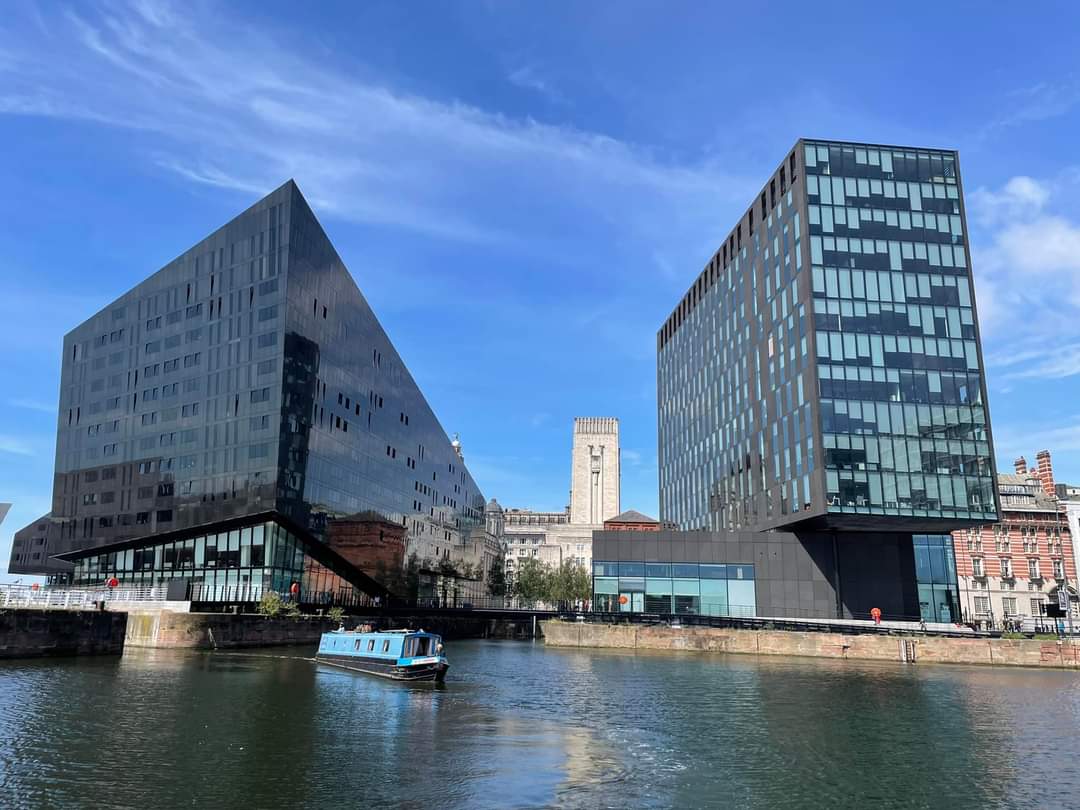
[0,435,35,456]
[507,64,566,105]
[0,1,751,254]
[978,79,1080,141]
[967,173,1080,383]
[7,399,55,414]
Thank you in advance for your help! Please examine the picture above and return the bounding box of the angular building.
[595,139,998,622]
[8,181,486,605]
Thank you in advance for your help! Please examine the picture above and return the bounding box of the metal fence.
[0,583,170,610]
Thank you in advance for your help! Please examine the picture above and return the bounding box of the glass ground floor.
[64,517,378,607]
[592,562,757,617]
[913,534,961,623]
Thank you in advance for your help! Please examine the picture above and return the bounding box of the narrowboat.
[315,628,449,682]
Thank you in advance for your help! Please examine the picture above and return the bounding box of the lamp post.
[1054,496,1075,636]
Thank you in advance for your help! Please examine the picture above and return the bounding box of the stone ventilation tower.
[569,417,620,525]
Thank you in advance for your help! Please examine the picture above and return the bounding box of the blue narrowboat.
[315,629,449,682]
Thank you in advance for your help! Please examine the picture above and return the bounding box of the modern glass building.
[913,533,960,623]
[9,181,486,604]
[58,513,381,607]
[657,139,997,533]
[599,140,999,623]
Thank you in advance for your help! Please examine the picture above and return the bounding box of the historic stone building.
[569,417,621,525]
[952,451,1078,627]
[504,417,620,586]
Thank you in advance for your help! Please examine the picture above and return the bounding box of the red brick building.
[952,451,1077,627]
[603,510,661,532]
[326,512,407,582]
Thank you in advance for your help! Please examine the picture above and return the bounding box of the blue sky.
[3,1,1080,579]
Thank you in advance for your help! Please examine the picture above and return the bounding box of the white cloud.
[507,64,566,104]
[0,1,751,254]
[968,176,1049,227]
[0,435,35,456]
[969,173,1080,366]
[7,399,56,414]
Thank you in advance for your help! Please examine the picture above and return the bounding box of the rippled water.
[2,640,1080,809]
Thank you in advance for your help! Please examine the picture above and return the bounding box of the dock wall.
[541,621,1080,670]
[0,609,128,658]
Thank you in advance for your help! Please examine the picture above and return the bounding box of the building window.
[1028,558,1041,579]
[972,557,984,577]
[999,558,1011,578]
[1002,597,1016,617]
[973,596,990,615]
[1054,559,1065,579]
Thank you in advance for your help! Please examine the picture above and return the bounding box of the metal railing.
[566,609,986,638]
[0,583,171,610]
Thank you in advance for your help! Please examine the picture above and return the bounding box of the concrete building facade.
[569,417,620,525]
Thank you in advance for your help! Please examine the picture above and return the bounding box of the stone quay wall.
[124,611,521,649]
[0,609,128,658]
[542,620,1080,670]
[125,611,340,649]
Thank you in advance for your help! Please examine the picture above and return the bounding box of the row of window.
[969,557,1066,579]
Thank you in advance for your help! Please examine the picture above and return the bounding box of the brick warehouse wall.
[326,515,406,577]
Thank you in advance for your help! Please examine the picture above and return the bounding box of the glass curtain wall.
[806,142,996,523]
[593,561,756,617]
[913,533,960,622]
[70,519,368,606]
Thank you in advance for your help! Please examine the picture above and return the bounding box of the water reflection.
[2,643,1079,809]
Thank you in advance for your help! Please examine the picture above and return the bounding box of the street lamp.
[1054,496,1075,636]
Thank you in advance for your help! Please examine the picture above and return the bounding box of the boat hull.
[316,653,449,683]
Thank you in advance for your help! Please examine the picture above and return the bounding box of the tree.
[550,560,592,607]
[487,559,507,597]
[437,557,460,578]
[513,557,551,603]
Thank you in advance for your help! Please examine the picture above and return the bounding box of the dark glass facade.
[63,515,374,607]
[657,140,998,535]
[10,181,485,587]
[913,533,960,623]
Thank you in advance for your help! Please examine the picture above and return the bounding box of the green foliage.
[401,553,423,600]
[437,557,460,578]
[327,606,345,624]
[281,598,302,619]
[549,560,592,605]
[513,557,551,603]
[487,559,507,597]
[257,591,284,617]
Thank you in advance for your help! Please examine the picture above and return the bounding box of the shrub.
[327,606,345,624]
[256,591,284,617]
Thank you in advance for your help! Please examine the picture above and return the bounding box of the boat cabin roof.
[318,627,443,661]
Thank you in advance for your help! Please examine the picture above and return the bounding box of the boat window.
[404,638,416,657]
[382,640,390,653]
[367,639,375,651]
[416,637,431,656]
[354,640,361,651]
